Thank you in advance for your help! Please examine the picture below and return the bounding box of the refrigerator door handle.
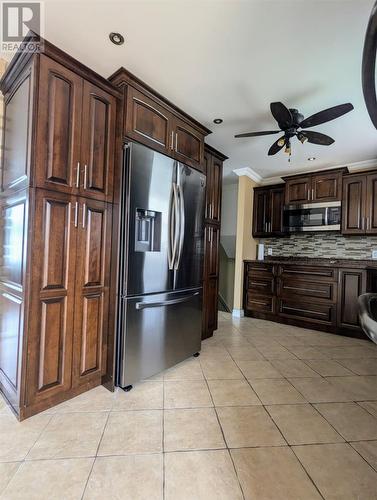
[168,183,179,270]
[135,291,199,310]
[175,182,185,270]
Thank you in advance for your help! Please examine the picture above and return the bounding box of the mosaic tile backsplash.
[261,233,377,260]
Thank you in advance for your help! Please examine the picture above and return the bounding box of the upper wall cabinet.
[35,55,116,202]
[342,172,377,235]
[109,68,210,172]
[205,146,226,223]
[283,168,347,205]
[252,184,285,237]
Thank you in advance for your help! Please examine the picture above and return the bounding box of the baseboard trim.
[232,309,244,318]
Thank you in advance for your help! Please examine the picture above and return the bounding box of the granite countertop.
[244,256,377,269]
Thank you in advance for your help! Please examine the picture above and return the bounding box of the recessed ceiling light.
[308,157,316,161]
[213,118,223,124]
[109,32,124,45]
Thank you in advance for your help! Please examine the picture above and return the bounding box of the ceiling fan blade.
[270,102,293,129]
[234,130,281,138]
[300,103,354,129]
[301,130,335,146]
[268,136,286,156]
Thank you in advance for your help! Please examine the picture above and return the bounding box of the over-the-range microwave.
[283,201,341,232]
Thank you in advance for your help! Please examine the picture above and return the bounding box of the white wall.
[221,182,238,236]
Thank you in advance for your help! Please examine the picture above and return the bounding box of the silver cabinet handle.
[362,217,365,231]
[366,216,370,231]
[74,201,78,227]
[76,162,80,188]
[312,188,314,200]
[175,132,178,152]
[83,164,88,190]
[170,131,174,150]
[82,202,87,229]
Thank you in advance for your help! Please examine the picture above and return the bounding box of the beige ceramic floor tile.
[98,410,162,456]
[235,360,283,379]
[165,450,243,500]
[0,413,51,462]
[27,412,108,460]
[164,408,225,452]
[350,441,377,472]
[314,402,377,441]
[200,358,244,380]
[1,458,93,500]
[288,377,355,403]
[207,379,261,406]
[319,346,377,359]
[271,359,321,378]
[51,386,115,413]
[250,379,307,405]
[0,462,20,495]
[335,358,377,375]
[326,376,377,401]
[216,406,285,448]
[286,346,330,359]
[164,380,213,408]
[226,345,265,361]
[83,454,163,499]
[163,358,204,380]
[266,404,344,445]
[164,408,225,451]
[231,447,322,500]
[256,347,298,360]
[113,382,163,410]
[293,443,377,500]
[303,359,354,377]
[359,401,377,418]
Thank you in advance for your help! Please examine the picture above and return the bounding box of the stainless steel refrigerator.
[117,142,206,388]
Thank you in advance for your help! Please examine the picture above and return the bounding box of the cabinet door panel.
[342,176,366,234]
[125,86,171,154]
[35,55,82,194]
[205,225,220,278]
[279,298,335,325]
[285,177,311,204]
[270,187,284,234]
[81,81,116,201]
[204,152,212,219]
[253,190,269,236]
[366,173,377,234]
[26,190,77,405]
[337,269,366,330]
[73,199,111,386]
[174,120,204,171]
[312,172,342,202]
[202,277,218,339]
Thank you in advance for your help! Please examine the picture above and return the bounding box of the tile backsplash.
[261,233,377,260]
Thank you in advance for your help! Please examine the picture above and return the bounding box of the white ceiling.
[6,0,377,181]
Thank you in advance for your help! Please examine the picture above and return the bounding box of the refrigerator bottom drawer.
[118,288,202,387]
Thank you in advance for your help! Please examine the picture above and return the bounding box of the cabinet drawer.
[279,278,336,303]
[246,293,275,314]
[278,299,335,325]
[246,263,274,277]
[246,276,274,296]
[279,265,337,282]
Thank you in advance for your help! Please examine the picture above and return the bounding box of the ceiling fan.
[234,102,354,156]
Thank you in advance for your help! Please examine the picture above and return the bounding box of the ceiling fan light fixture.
[277,138,285,147]
[298,132,308,144]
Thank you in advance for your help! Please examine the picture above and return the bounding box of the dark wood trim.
[281,167,349,183]
[204,143,228,161]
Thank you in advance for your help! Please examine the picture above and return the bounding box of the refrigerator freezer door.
[173,163,206,290]
[118,288,202,387]
[125,143,176,296]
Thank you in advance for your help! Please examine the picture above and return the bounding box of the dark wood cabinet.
[244,260,368,337]
[337,269,367,330]
[342,172,377,235]
[35,56,116,202]
[202,145,227,340]
[0,34,121,419]
[283,168,346,204]
[252,184,284,237]
[110,68,210,172]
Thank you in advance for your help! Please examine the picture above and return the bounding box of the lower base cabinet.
[244,261,369,337]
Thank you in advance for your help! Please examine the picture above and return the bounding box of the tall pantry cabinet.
[0,38,121,419]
